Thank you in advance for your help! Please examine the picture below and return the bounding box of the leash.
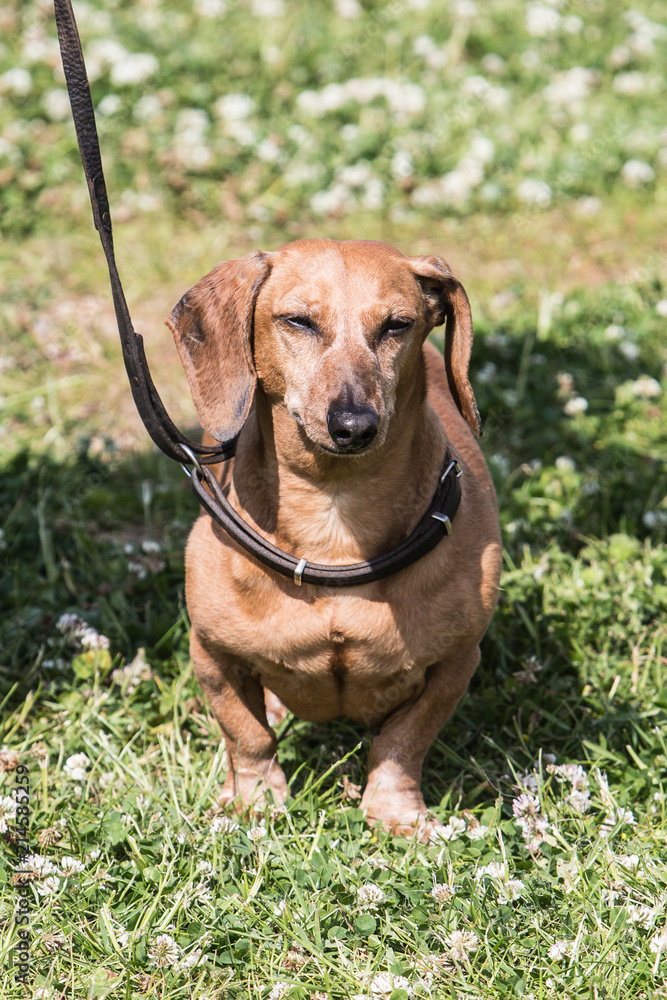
[53,0,463,588]
[53,0,233,467]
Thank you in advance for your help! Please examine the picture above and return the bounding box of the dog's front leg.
[190,631,288,811]
[360,645,481,841]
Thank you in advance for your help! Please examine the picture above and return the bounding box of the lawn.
[0,0,666,997]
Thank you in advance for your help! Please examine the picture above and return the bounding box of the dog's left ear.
[408,255,482,437]
[166,252,271,442]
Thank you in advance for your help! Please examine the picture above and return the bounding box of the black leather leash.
[53,0,232,467]
[53,0,463,588]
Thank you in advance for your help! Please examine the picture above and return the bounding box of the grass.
[1,0,667,996]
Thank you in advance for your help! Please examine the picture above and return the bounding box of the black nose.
[326,406,379,451]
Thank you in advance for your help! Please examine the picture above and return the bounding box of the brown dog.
[166,239,501,839]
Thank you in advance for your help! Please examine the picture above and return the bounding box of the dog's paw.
[361,770,440,842]
[218,759,288,813]
[365,811,439,843]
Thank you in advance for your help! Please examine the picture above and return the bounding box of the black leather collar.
[53,0,463,588]
[184,447,462,587]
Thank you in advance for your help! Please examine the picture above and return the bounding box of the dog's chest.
[248,597,426,723]
[210,569,449,723]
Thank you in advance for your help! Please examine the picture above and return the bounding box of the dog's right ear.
[165,252,271,442]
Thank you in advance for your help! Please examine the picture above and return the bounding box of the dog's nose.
[326,406,379,451]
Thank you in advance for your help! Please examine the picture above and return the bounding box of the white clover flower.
[570,122,590,144]
[370,972,413,996]
[36,874,61,896]
[627,903,654,928]
[149,933,180,967]
[644,510,667,530]
[564,14,583,33]
[197,860,214,876]
[432,815,467,841]
[23,854,58,876]
[141,539,161,554]
[214,93,255,122]
[567,789,590,813]
[57,613,86,634]
[550,763,588,787]
[601,886,623,906]
[614,854,639,871]
[251,0,285,15]
[87,848,102,862]
[476,861,507,880]
[391,150,414,179]
[337,163,372,188]
[548,939,572,961]
[413,34,448,69]
[575,196,602,218]
[134,94,162,122]
[63,753,90,781]
[43,88,71,122]
[631,376,661,398]
[110,53,159,87]
[564,396,588,416]
[655,300,667,317]
[257,138,282,163]
[498,879,524,902]
[517,179,552,207]
[513,795,550,851]
[601,808,636,835]
[621,160,655,187]
[609,45,632,69]
[268,983,290,1000]
[513,793,542,818]
[613,72,647,97]
[60,856,85,875]
[379,79,426,115]
[33,989,52,1000]
[526,3,560,37]
[177,946,204,970]
[0,68,32,95]
[211,815,239,834]
[515,770,541,793]
[362,178,384,211]
[0,795,17,833]
[618,341,640,360]
[467,824,490,841]
[195,0,226,15]
[469,134,495,164]
[247,824,267,842]
[650,932,667,955]
[335,0,362,17]
[431,882,454,903]
[310,184,355,215]
[357,883,385,907]
[544,67,597,105]
[440,170,474,208]
[445,928,478,961]
[80,628,110,650]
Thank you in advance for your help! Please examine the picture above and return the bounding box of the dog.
[166,239,501,839]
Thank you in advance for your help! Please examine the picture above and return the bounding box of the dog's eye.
[279,314,318,333]
[381,317,413,337]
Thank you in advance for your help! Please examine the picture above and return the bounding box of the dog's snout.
[326,405,379,452]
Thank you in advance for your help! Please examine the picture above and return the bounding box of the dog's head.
[166,239,481,455]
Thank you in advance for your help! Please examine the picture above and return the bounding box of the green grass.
[1,0,667,996]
